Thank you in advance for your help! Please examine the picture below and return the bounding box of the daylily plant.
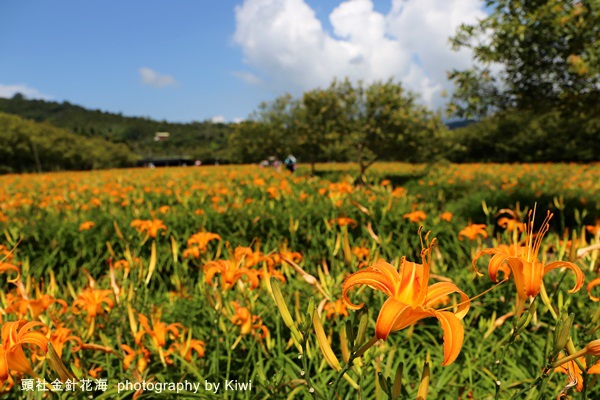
[342,239,470,366]
[473,209,584,316]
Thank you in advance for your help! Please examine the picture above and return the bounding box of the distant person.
[284,154,297,173]
[195,160,202,166]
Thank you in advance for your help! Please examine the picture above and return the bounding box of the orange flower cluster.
[130,219,167,238]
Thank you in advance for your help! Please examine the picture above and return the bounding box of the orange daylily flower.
[169,336,206,362]
[458,223,488,241]
[130,219,167,238]
[342,240,470,366]
[555,355,600,392]
[323,298,349,319]
[332,217,357,228]
[230,301,269,339]
[122,344,151,374]
[403,211,427,223]
[473,210,584,316]
[135,312,183,350]
[183,232,221,259]
[497,217,526,232]
[48,326,83,358]
[0,320,48,381]
[72,288,115,321]
[78,221,95,231]
[440,212,453,222]
[204,259,260,290]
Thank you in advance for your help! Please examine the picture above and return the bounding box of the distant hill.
[0,94,234,162]
[0,112,137,173]
[445,120,476,130]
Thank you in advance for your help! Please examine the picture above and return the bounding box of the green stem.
[328,336,378,400]
[494,329,520,400]
[508,366,551,400]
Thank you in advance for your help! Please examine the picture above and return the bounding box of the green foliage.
[0,95,234,163]
[233,79,446,174]
[444,105,600,162]
[448,0,600,119]
[0,113,137,173]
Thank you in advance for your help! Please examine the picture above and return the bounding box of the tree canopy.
[448,0,600,119]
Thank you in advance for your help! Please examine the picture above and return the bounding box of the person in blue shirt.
[284,154,297,173]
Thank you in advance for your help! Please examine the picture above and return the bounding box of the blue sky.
[0,0,486,123]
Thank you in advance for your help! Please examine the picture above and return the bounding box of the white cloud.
[211,115,226,123]
[233,0,486,110]
[232,117,245,123]
[139,67,177,88]
[0,83,53,100]
[232,71,263,85]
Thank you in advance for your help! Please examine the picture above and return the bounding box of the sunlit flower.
[554,355,600,391]
[323,298,349,319]
[135,312,183,350]
[169,336,206,362]
[78,221,95,231]
[72,288,115,322]
[0,320,48,381]
[204,259,260,290]
[332,217,357,228]
[130,219,167,238]
[440,212,453,222]
[473,209,584,316]
[403,211,426,223]
[458,223,488,241]
[342,239,470,365]
[183,232,221,259]
[48,326,83,358]
[229,301,268,339]
[122,344,151,374]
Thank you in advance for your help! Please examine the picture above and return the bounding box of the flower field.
[1,162,600,399]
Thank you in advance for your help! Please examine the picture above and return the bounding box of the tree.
[337,79,444,177]
[448,0,600,119]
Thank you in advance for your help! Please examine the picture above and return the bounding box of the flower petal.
[432,310,465,366]
[424,282,470,320]
[374,297,412,340]
[587,278,600,302]
[342,268,396,310]
[543,261,585,294]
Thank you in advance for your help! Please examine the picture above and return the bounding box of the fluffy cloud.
[233,0,486,110]
[0,83,53,100]
[139,67,177,88]
[211,115,226,123]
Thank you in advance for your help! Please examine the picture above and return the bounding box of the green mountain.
[0,94,234,164]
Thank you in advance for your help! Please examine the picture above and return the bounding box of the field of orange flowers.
[0,162,599,399]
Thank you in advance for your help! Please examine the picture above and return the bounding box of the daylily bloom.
[183,232,221,259]
[342,240,470,366]
[135,312,183,351]
[554,355,600,392]
[473,209,584,316]
[204,260,260,291]
[440,212,453,222]
[48,326,83,358]
[403,211,427,223]
[130,219,167,238]
[168,336,206,362]
[0,320,48,381]
[78,221,95,231]
[122,344,151,374]
[72,288,115,322]
[458,223,488,241]
[229,301,269,339]
[323,298,349,319]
